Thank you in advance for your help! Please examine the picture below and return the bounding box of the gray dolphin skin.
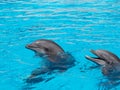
[85,49,120,79]
[25,39,75,82]
[26,39,65,63]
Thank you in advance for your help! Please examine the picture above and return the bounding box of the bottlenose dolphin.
[25,39,75,83]
[85,49,120,79]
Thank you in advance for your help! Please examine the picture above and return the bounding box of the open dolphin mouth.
[86,50,103,60]
[85,50,106,65]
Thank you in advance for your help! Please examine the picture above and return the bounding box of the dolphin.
[85,49,120,78]
[25,39,75,83]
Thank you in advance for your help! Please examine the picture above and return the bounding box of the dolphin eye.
[44,48,49,51]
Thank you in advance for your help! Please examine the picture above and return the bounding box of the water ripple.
[0,0,120,90]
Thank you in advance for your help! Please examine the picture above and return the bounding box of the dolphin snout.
[25,44,34,49]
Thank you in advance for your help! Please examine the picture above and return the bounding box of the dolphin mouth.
[25,44,39,50]
[26,44,32,49]
[85,55,104,63]
[86,50,102,59]
[85,50,106,65]
[25,44,46,57]
[25,44,39,54]
[85,55,101,60]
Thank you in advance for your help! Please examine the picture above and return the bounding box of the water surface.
[0,0,120,90]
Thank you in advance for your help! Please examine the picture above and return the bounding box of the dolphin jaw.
[85,49,107,66]
[85,55,103,62]
[25,44,38,49]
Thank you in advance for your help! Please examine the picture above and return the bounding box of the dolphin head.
[85,49,120,78]
[26,39,65,57]
[26,40,47,57]
[85,49,120,65]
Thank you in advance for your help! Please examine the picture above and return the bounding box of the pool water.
[0,0,120,90]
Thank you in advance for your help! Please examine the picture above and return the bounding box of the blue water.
[0,0,120,90]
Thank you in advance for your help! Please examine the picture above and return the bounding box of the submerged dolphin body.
[25,39,75,83]
[85,50,120,79]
